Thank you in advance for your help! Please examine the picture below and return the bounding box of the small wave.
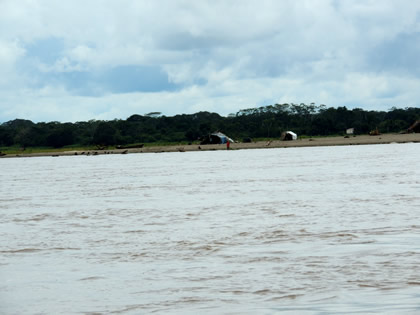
[407,281,420,286]
[0,247,80,254]
[193,245,221,254]
[106,304,144,314]
[253,289,273,295]
[0,248,42,253]
[268,294,303,301]
[0,197,31,202]
[256,229,289,240]
[189,275,227,282]
[309,295,338,302]
[123,229,146,234]
[13,214,53,222]
[219,289,247,295]
[319,232,358,239]
[79,276,106,281]
[236,231,252,237]
[246,256,285,263]
[357,283,378,288]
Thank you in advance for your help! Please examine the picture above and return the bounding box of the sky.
[1,0,420,123]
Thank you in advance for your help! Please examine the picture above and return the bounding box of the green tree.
[46,124,75,148]
[0,126,13,146]
[93,122,118,145]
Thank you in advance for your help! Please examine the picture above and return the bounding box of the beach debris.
[346,128,354,135]
[369,128,381,136]
[407,120,420,133]
[116,144,144,149]
[121,150,128,154]
[266,140,272,146]
[177,147,185,152]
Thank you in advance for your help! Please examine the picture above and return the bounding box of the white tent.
[346,128,354,135]
[211,132,234,144]
[200,132,235,144]
[282,131,297,140]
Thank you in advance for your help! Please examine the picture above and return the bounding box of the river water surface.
[1,143,420,314]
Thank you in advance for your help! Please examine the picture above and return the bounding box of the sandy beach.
[1,133,419,158]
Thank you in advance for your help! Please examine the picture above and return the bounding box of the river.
[1,143,420,314]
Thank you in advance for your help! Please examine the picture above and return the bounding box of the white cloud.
[0,39,25,86]
[1,0,420,122]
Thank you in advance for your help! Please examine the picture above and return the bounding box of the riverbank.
[1,133,419,158]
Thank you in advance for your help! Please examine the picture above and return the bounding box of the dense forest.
[1,103,419,148]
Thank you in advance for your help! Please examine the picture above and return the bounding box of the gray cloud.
[368,32,420,75]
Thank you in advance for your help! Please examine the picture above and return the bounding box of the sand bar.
[1,133,419,158]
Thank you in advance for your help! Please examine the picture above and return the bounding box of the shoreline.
[1,133,419,158]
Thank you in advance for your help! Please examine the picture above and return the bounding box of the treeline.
[0,103,419,148]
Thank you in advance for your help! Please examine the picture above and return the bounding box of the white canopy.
[285,131,297,140]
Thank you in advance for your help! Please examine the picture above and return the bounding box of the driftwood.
[116,144,144,149]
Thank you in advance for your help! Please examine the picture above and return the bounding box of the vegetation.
[0,104,419,151]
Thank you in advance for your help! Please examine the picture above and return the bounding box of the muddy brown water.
[1,143,420,314]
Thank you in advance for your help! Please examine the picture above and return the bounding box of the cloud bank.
[1,0,420,122]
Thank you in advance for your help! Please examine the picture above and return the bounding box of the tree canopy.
[1,104,419,148]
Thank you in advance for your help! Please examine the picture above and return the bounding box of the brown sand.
[1,133,419,158]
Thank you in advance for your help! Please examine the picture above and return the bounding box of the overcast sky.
[1,0,420,122]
